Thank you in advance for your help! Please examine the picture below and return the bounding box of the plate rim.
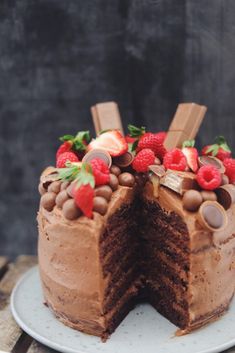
[10,266,235,353]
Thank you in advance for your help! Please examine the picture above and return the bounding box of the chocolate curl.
[91,102,124,135]
[164,103,207,150]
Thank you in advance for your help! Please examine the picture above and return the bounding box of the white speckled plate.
[11,267,235,353]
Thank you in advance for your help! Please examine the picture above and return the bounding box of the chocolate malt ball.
[95,185,113,201]
[118,172,135,187]
[110,165,121,176]
[201,190,217,202]
[38,183,46,196]
[109,174,119,191]
[93,197,108,215]
[48,181,61,194]
[221,174,229,185]
[182,190,203,212]
[62,199,81,220]
[60,181,70,190]
[41,192,57,211]
[56,190,70,208]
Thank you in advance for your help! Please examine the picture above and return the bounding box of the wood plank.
[0,255,37,352]
[223,348,235,353]
[27,341,58,353]
[0,256,9,279]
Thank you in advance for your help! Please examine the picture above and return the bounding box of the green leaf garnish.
[59,134,74,142]
[59,130,91,152]
[128,124,146,138]
[182,139,195,148]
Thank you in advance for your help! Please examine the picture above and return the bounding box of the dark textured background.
[1,0,235,257]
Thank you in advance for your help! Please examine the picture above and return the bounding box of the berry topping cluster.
[39,126,234,221]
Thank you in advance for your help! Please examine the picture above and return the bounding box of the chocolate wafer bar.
[160,170,199,195]
[91,102,124,135]
[164,103,207,150]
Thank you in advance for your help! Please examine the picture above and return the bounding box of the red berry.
[182,147,198,172]
[196,165,221,190]
[56,152,79,168]
[138,132,167,159]
[216,148,232,161]
[182,140,199,172]
[125,134,137,144]
[201,136,231,161]
[88,130,128,157]
[223,158,235,183]
[163,148,187,171]
[74,184,94,218]
[132,148,155,172]
[90,158,110,186]
[56,141,73,159]
[155,131,167,144]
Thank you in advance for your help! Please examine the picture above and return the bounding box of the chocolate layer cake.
[37,102,235,340]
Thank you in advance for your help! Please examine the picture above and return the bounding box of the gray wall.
[1,0,235,257]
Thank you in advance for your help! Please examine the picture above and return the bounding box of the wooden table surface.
[0,255,234,353]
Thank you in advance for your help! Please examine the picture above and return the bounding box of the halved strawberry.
[182,140,199,172]
[87,130,128,157]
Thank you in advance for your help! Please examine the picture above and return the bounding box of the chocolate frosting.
[38,167,235,336]
[144,181,235,326]
[38,183,135,330]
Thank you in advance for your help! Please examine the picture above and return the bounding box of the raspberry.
[155,131,167,144]
[132,148,155,172]
[74,184,94,218]
[163,148,187,171]
[56,152,79,168]
[196,165,221,190]
[138,132,167,159]
[223,158,235,183]
[90,158,110,186]
[56,141,72,159]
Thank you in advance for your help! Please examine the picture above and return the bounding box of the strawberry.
[56,152,79,168]
[182,140,199,172]
[201,136,231,161]
[90,158,110,185]
[127,125,167,159]
[56,141,73,159]
[196,165,221,190]
[58,131,91,153]
[74,184,94,218]
[88,130,128,157]
[223,158,235,183]
[125,134,137,144]
[132,148,155,172]
[163,148,187,171]
[138,133,167,160]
